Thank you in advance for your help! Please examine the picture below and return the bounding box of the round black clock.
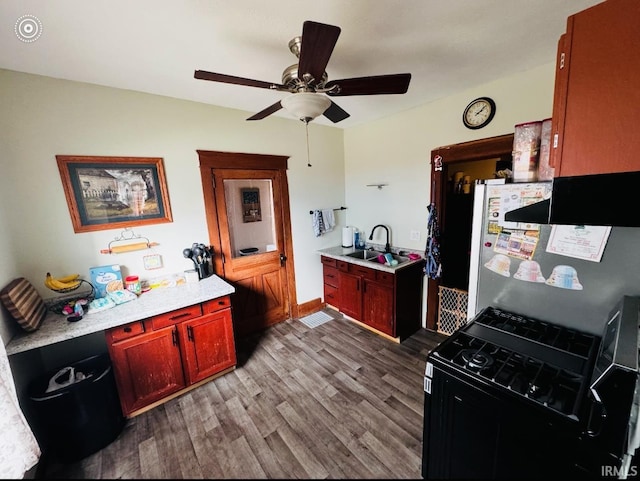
[462,97,496,129]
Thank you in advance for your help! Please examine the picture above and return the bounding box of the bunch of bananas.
[44,272,82,292]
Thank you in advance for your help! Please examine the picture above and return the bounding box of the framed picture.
[56,155,173,233]
[241,187,262,223]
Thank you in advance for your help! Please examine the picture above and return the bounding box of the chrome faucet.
[369,224,391,253]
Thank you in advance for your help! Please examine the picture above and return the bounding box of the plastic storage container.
[512,121,543,182]
[537,118,554,181]
[124,275,141,295]
[28,353,125,462]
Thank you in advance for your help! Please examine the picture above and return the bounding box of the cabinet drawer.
[321,256,337,267]
[337,260,350,272]
[349,263,376,280]
[152,304,203,330]
[324,284,339,307]
[108,321,146,343]
[323,266,339,287]
[202,295,232,314]
[375,270,395,286]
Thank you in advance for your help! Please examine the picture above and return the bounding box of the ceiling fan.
[194,20,411,124]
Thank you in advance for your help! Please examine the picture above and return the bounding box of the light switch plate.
[410,230,421,241]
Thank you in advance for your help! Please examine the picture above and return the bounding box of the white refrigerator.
[467,179,640,336]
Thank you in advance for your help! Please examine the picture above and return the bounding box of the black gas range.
[422,297,640,479]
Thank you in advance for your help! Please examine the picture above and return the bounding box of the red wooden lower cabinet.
[321,255,424,341]
[178,310,236,385]
[105,295,236,417]
[362,279,395,337]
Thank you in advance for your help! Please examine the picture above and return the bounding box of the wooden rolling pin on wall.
[100,242,159,254]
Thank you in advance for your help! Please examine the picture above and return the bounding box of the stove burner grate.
[434,326,587,418]
[461,349,494,370]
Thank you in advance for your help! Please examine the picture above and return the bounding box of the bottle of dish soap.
[353,228,360,249]
[358,231,366,249]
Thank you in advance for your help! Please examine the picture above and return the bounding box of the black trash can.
[28,353,126,462]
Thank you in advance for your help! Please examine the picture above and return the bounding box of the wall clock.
[462,97,496,129]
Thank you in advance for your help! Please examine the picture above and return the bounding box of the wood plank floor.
[41,309,447,479]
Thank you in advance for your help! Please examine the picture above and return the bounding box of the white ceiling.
[1,0,602,129]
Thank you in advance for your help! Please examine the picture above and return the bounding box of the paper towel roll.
[342,226,354,247]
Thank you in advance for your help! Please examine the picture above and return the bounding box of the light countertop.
[317,245,424,273]
[6,275,235,356]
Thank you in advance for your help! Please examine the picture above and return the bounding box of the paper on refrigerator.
[546,225,612,262]
[487,183,552,232]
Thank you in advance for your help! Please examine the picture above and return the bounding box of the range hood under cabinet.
[504,171,640,227]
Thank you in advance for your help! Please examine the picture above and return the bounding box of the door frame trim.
[427,134,514,330]
[197,150,299,319]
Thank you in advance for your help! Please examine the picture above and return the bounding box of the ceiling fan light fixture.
[281,92,331,122]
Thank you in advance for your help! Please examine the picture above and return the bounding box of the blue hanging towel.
[425,203,442,279]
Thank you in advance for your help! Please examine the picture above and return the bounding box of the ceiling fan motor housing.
[282,64,328,91]
[194,20,411,123]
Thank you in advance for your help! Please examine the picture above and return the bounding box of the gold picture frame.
[56,155,173,233]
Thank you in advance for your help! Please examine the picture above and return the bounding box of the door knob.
[280,253,287,266]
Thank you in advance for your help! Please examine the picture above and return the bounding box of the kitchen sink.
[367,253,411,265]
[344,250,411,266]
[344,250,384,261]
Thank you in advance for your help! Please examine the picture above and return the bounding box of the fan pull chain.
[305,120,312,167]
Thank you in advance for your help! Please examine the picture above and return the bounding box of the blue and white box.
[89,264,123,298]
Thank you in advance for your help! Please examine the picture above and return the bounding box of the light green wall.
[344,62,558,323]
[0,69,345,347]
[1,61,557,347]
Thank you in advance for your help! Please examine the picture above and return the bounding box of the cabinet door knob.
[124,327,132,333]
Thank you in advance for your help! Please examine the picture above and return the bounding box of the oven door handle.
[586,399,607,438]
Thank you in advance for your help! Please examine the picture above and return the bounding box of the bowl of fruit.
[44,273,95,315]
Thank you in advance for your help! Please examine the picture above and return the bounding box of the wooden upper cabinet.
[551,0,640,177]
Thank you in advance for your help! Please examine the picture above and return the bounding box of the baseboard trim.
[341,314,401,344]
[126,365,236,418]
[297,298,323,318]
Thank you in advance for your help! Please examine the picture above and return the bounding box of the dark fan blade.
[326,73,411,96]
[247,101,283,121]
[298,21,341,86]
[323,101,350,123]
[194,70,287,90]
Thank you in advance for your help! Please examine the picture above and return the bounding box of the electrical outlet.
[410,230,421,241]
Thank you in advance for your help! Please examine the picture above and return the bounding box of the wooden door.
[178,310,236,384]
[427,134,514,331]
[198,151,296,338]
[107,325,185,416]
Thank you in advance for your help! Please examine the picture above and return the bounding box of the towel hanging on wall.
[312,210,325,237]
[321,209,335,233]
[311,207,345,237]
